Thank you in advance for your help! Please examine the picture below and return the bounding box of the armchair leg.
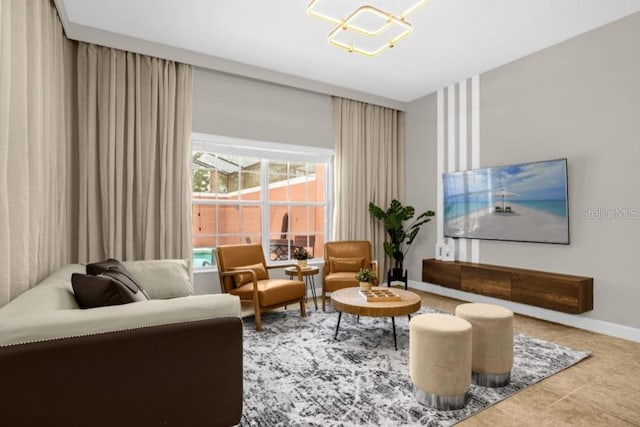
[254,300,262,331]
[255,310,262,331]
[322,293,326,311]
[300,299,307,317]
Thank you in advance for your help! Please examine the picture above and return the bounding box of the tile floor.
[415,290,640,426]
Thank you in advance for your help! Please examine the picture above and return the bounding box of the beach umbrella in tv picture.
[493,188,518,212]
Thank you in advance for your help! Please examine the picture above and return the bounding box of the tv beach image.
[443,159,569,244]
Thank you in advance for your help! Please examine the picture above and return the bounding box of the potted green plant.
[292,246,311,268]
[369,199,435,284]
[355,268,377,291]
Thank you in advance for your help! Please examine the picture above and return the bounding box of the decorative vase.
[359,281,372,291]
[297,259,307,268]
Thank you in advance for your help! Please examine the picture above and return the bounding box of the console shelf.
[422,259,593,314]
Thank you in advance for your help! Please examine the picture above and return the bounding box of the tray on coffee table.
[358,289,402,302]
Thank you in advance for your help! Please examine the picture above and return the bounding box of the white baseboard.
[408,280,640,344]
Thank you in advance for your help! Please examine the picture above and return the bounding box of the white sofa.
[0,259,243,427]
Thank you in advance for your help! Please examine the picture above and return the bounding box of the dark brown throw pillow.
[71,273,149,309]
[86,258,149,298]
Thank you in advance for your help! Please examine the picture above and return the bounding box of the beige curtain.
[0,0,73,305]
[332,97,405,273]
[0,0,194,306]
[75,44,193,263]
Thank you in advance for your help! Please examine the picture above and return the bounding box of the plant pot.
[391,267,405,281]
[297,259,308,268]
[359,281,372,291]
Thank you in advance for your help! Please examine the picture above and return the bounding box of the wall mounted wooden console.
[422,259,593,314]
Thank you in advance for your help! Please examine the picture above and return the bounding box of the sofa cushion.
[122,259,192,299]
[231,263,268,286]
[86,258,150,299]
[71,273,149,309]
[329,256,364,273]
[324,272,359,292]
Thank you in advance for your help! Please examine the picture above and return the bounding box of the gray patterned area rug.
[241,307,589,426]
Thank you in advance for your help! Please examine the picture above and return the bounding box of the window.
[191,133,333,269]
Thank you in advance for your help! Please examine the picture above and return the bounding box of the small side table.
[285,266,319,310]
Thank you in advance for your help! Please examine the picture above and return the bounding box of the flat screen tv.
[443,158,569,244]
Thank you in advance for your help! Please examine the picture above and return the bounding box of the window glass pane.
[193,204,217,268]
[191,139,331,269]
[242,234,261,245]
[290,204,324,259]
[313,234,325,259]
[218,235,245,246]
[310,206,325,236]
[287,171,308,203]
[288,161,306,179]
[291,162,325,203]
[268,237,292,261]
[193,204,217,236]
[268,161,325,203]
[292,234,319,259]
[312,163,326,203]
[193,152,261,200]
[268,205,291,261]
[239,205,261,235]
[218,204,239,232]
[209,204,261,235]
[192,204,264,263]
[289,206,326,233]
[289,206,309,233]
[269,206,290,240]
[239,169,261,200]
[268,161,289,201]
[193,247,216,268]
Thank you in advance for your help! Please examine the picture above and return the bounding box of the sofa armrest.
[0,316,243,427]
[0,294,241,347]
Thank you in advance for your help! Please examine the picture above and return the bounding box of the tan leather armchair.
[322,240,378,311]
[215,244,307,330]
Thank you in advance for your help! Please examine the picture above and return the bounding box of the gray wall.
[406,13,640,330]
[404,93,438,281]
[192,68,333,149]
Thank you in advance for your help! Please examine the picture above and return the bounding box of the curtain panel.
[75,44,193,263]
[332,97,405,273]
[0,0,194,306]
[0,0,72,305]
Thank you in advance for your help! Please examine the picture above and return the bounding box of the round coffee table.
[331,286,421,350]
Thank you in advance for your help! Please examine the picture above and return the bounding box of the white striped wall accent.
[436,89,445,244]
[437,76,481,262]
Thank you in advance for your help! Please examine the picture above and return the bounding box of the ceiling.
[56,0,640,105]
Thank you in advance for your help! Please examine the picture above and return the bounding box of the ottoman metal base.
[472,371,511,387]
[414,386,467,410]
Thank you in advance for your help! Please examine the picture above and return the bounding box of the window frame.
[191,132,334,270]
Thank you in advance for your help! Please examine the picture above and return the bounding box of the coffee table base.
[334,312,408,350]
[330,287,421,351]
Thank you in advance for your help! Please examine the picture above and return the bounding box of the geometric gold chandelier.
[307,0,429,57]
